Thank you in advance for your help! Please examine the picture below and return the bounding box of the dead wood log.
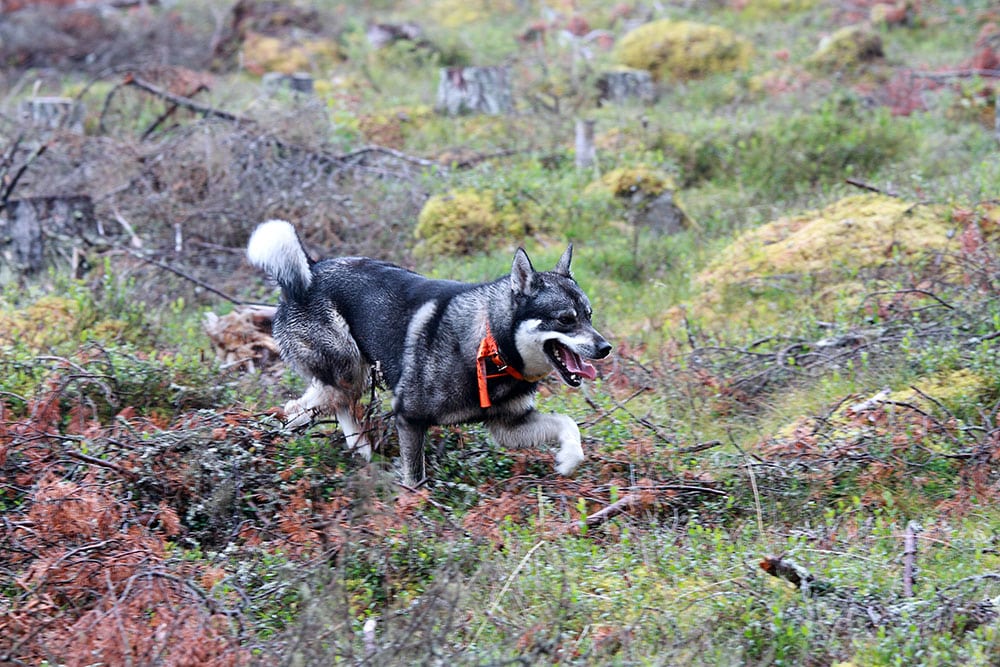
[203,305,280,374]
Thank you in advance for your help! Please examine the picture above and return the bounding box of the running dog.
[247,220,611,486]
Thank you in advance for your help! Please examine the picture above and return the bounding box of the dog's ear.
[554,243,573,277]
[511,248,535,295]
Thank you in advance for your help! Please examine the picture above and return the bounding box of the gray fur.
[247,220,611,487]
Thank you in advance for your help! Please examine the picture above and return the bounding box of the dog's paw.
[554,444,585,477]
[282,399,313,430]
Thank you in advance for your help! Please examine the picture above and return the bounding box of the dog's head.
[510,245,612,385]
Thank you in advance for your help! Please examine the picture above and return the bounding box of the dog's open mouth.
[544,340,597,387]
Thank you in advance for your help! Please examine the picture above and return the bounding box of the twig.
[119,245,252,306]
[845,177,899,197]
[902,521,919,597]
[472,540,545,643]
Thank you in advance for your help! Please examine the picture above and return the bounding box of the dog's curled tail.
[247,219,312,302]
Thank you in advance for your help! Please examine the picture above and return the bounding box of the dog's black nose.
[594,340,612,359]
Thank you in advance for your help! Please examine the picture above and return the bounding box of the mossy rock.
[689,194,953,327]
[616,19,753,81]
[805,24,884,73]
[414,190,535,258]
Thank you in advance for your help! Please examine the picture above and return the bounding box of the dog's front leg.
[396,416,427,488]
[488,411,585,477]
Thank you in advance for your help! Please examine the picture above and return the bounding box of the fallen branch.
[912,68,1000,81]
[583,493,642,529]
[124,73,245,123]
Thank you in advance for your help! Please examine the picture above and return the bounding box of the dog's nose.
[594,339,612,359]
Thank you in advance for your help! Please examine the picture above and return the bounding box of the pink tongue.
[562,347,597,380]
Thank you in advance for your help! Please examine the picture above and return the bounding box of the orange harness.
[476,323,527,409]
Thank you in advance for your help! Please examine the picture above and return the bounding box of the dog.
[247,220,611,486]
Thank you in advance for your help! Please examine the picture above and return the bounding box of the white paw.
[353,441,373,461]
[554,441,585,476]
[283,399,313,430]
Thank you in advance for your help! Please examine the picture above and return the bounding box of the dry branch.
[582,493,642,529]
[123,73,245,123]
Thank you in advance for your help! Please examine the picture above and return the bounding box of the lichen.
[615,19,753,81]
[414,189,535,258]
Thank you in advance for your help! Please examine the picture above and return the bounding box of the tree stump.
[20,97,85,133]
[0,195,95,284]
[574,118,597,170]
[597,68,656,106]
[435,66,512,115]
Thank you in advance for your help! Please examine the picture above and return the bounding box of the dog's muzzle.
[544,335,611,387]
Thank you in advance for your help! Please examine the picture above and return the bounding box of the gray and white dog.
[247,220,611,486]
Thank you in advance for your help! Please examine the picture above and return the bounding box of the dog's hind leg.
[283,378,334,429]
[283,378,372,460]
[488,411,585,477]
[396,416,427,488]
[334,398,372,461]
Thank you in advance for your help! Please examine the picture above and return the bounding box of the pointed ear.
[510,248,535,295]
[554,243,573,277]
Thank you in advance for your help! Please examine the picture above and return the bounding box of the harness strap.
[476,323,526,409]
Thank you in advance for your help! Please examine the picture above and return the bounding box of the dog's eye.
[557,313,576,326]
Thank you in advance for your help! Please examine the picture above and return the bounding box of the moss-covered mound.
[587,167,677,199]
[616,19,753,81]
[414,189,535,258]
[805,24,884,73]
[690,194,954,326]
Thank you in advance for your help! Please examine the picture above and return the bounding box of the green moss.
[805,24,884,73]
[739,0,819,17]
[585,167,677,199]
[616,19,754,81]
[689,194,954,327]
[414,189,535,258]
